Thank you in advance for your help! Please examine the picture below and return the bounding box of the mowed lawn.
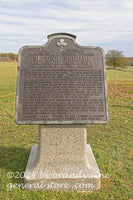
[0,62,133,200]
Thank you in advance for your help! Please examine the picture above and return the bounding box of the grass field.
[0,62,133,200]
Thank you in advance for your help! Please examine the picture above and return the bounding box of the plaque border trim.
[15,33,109,125]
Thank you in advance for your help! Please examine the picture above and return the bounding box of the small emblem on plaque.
[57,39,67,47]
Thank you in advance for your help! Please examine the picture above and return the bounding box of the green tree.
[106,50,125,69]
[9,53,18,61]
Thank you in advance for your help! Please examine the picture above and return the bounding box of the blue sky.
[0,0,133,56]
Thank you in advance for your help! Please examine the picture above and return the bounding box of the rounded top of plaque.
[47,33,76,40]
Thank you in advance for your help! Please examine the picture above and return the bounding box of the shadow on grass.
[111,105,133,110]
[0,146,31,172]
[107,67,133,73]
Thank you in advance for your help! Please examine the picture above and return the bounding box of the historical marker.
[15,33,109,191]
[15,33,108,124]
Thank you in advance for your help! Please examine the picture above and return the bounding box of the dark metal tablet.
[15,33,109,124]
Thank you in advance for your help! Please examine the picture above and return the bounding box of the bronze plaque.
[15,33,109,124]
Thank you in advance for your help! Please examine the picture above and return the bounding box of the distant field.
[0,62,133,200]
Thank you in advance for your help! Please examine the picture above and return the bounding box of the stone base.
[24,144,100,191]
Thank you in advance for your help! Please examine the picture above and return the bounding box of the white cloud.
[0,0,133,56]
[122,0,133,9]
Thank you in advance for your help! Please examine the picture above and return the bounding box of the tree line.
[0,53,18,62]
[106,50,133,69]
[0,51,133,69]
